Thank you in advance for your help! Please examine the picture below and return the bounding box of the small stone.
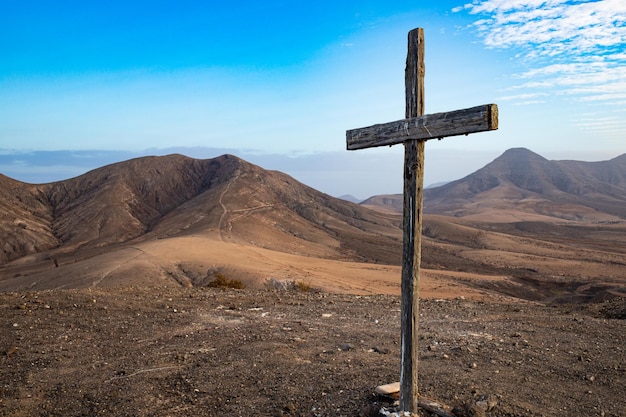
[372,346,390,354]
[470,362,478,369]
[375,382,400,396]
[475,394,498,411]
[4,347,18,356]
[339,343,355,351]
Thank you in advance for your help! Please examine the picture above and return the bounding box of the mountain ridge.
[0,154,402,266]
[1,149,626,302]
[364,148,626,222]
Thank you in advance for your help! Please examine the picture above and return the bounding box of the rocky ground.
[1,286,625,417]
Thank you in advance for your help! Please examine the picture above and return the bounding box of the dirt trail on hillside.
[1,287,624,417]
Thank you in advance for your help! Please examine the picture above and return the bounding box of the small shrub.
[294,280,312,293]
[208,272,245,289]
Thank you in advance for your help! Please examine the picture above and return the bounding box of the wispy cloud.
[460,0,625,56]
[498,92,548,100]
[456,0,626,136]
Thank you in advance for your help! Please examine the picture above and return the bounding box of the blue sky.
[1,1,625,199]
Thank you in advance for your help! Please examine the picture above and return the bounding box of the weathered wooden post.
[400,27,425,413]
[346,28,498,415]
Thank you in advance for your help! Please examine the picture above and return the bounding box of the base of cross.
[375,382,456,417]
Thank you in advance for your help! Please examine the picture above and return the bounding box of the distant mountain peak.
[502,147,534,155]
[420,148,626,221]
[337,194,362,204]
[496,147,548,163]
[612,153,626,163]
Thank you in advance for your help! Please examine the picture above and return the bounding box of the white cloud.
[513,100,546,105]
[456,0,626,137]
[575,92,626,102]
[575,116,625,129]
[498,92,548,100]
[464,0,626,57]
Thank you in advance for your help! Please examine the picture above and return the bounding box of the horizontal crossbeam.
[346,103,498,150]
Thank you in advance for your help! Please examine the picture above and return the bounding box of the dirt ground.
[1,286,624,417]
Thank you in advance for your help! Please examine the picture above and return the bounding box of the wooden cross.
[346,28,498,415]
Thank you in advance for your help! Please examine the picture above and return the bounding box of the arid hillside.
[364,148,626,222]
[1,151,625,417]
[0,154,405,293]
[0,154,401,266]
[1,151,625,303]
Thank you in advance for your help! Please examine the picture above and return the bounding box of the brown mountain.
[1,151,625,303]
[359,194,404,214]
[0,175,58,260]
[0,154,401,268]
[364,148,626,222]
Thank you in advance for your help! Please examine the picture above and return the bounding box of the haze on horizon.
[1,1,625,198]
